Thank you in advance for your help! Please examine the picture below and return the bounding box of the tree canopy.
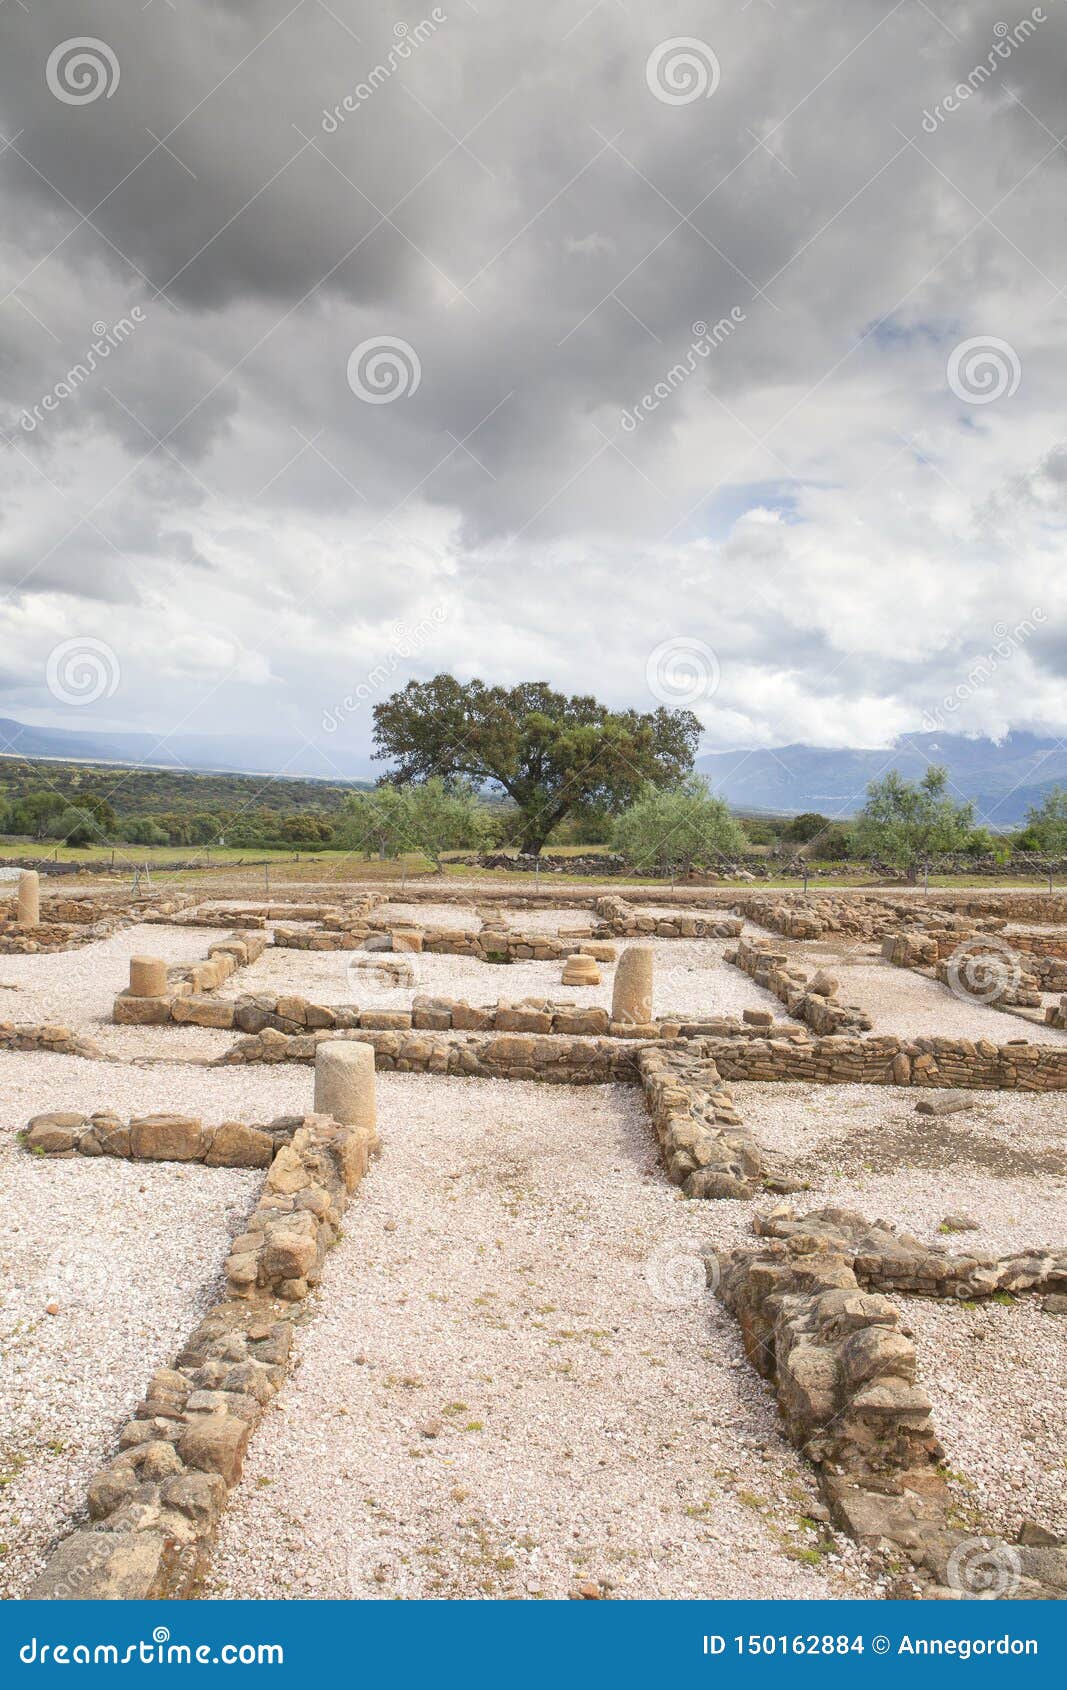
[1023,786,1067,855]
[852,766,974,877]
[372,676,701,855]
[612,777,747,875]
[339,777,485,869]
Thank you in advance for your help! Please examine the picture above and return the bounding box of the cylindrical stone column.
[314,1041,377,1131]
[129,955,169,997]
[17,870,40,927]
[611,944,654,1024]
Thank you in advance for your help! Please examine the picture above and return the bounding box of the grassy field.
[1,836,1060,896]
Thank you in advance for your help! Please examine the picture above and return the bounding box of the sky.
[0,0,1064,777]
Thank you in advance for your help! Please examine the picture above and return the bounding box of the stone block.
[129,1114,206,1162]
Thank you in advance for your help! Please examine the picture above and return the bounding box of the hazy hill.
[696,731,1067,824]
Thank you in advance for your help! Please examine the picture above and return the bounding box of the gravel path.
[0,1143,259,1595]
[210,1075,877,1601]
[899,1299,1066,1539]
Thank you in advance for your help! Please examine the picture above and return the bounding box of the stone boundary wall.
[932,956,1042,1009]
[592,894,742,940]
[728,938,872,1035]
[715,1206,1067,1598]
[637,1047,791,1200]
[223,989,803,1045]
[218,1025,639,1084]
[113,932,270,1027]
[25,1109,377,1600]
[216,1018,1067,1092]
[145,897,382,930]
[1,893,199,954]
[1,1021,105,1059]
[706,1033,1067,1090]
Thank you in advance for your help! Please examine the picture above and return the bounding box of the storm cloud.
[1,0,1064,767]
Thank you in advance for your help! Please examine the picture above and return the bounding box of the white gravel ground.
[3,895,1063,1601]
[775,947,1067,1044]
[209,1075,877,1601]
[0,923,232,1040]
[0,1052,316,1136]
[0,1144,260,1596]
[730,1081,1067,1257]
[898,1299,1066,1539]
[218,938,795,1024]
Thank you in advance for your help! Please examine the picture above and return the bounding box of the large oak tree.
[372,676,701,856]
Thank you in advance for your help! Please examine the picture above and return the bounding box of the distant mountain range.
[0,717,374,783]
[1,716,1063,824]
[697,732,1067,824]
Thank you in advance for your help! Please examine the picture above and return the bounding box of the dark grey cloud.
[0,0,1065,762]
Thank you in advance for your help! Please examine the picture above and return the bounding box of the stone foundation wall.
[1,1021,104,1059]
[113,932,270,1028]
[23,1108,380,1595]
[636,1047,791,1200]
[25,1110,376,1600]
[592,894,742,939]
[728,938,872,1034]
[933,956,1042,1009]
[706,1033,1067,1090]
[224,989,801,1044]
[715,1206,1067,1598]
[218,1025,639,1084]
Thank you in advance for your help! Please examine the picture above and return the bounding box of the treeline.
[0,757,367,820]
[0,757,371,850]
